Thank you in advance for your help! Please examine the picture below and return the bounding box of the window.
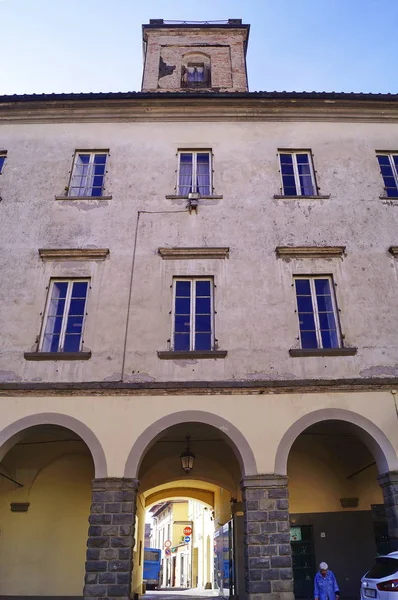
[40,279,89,352]
[279,151,316,196]
[0,152,6,174]
[294,276,340,349]
[68,152,107,197]
[172,278,213,351]
[178,151,211,196]
[181,60,210,88]
[376,153,398,197]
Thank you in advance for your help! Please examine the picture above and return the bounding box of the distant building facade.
[1,17,398,600]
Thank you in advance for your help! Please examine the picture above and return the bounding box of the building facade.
[1,18,398,600]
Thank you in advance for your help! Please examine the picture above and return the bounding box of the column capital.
[378,471,398,487]
[91,477,139,492]
[240,474,288,490]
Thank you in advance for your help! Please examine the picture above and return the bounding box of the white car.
[361,552,398,600]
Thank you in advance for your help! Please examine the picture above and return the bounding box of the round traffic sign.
[183,526,192,536]
[164,540,172,548]
[184,536,191,543]
[165,548,171,556]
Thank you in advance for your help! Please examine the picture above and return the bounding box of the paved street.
[141,589,220,600]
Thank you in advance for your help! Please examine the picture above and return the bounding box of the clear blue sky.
[0,0,396,96]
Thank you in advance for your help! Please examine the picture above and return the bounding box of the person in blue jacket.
[314,562,340,600]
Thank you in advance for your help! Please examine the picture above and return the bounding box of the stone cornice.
[1,377,398,396]
[276,246,345,258]
[2,96,398,124]
[38,248,109,261]
[158,247,229,260]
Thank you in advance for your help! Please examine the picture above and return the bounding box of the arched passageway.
[278,412,398,599]
[0,423,96,597]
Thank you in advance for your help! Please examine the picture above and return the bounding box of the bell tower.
[141,19,250,93]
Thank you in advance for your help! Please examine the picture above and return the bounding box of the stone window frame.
[376,151,398,199]
[181,51,211,89]
[274,149,330,200]
[55,149,111,201]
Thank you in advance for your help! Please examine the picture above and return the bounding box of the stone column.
[378,471,398,551]
[241,475,293,600]
[83,477,138,600]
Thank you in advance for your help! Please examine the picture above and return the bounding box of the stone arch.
[124,410,257,478]
[145,487,214,508]
[181,51,211,87]
[274,407,398,476]
[0,412,107,478]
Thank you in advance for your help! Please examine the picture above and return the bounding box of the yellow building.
[1,18,398,600]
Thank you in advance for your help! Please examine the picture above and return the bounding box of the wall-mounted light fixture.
[180,435,195,473]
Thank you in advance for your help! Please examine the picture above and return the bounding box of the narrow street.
[141,589,220,600]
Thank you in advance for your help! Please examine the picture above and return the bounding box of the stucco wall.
[2,120,398,383]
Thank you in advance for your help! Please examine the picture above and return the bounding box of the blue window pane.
[180,153,193,163]
[318,311,337,330]
[196,280,210,296]
[77,154,90,164]
[48,298,65,317]
[195,314,211,332]
[94,154,107,164]
[282,175,297,195]
[52,281,68,298]
[175,297,191,314]
[387,188,398,198]
[377,155,390,166]
[280,153,293,165]
[174,333,190,351]
[66,315,84,334]
[197,153,209,164]
[296,154,310,164]
[298,312,316,331]
[175,314,190,333]
[68,298,86,315]
[63,334,81,352]
[72,282,88,297]
[301,331,318,349]
[320,329,339,349]
[393,156,398,169]
[45,316,63,335]
[176,280,191,296]
[195,297,211,313]
[93,164,106,176]
[296,295,313,312]
[316,297,334,313]
[195,333,211,350]
[0,156,5,173]
[43,334,60,353]
[295,279,311,295]
[315,279,331,295]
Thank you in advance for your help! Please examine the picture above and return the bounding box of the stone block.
[84,583,107,597]
[278,544,292,556]
[280,568,293,580]
[248,569,262,581]
[111,536,133,548]
[91,502,105,514]
[276,499,289,510]
[261,522,277,533]
[118,548,131,560]
[261,568,281,581]
[268,488,288,499]
[248,580,271,593]
[277,521,290,532]
[92,491,115,503]
[120,525,133,536]
[272,579,294,592]
[99,572,116,584]
[107,584,131,596]
[261,545,277,556]
[248,533,269,545]
[117,573,130,584]
[109,560,130,572]
[90,514,112,525]
[85,573,98,584]
[87,549,101,560]
[269,533,290,545]
[113,513,134,525]
[269,510,289,521]
[259,499,275,510]
[89,526,103,537]
[102,525,120,536]
[85,560,107,572]
[114,490,136,502]
[100,548,119,560]
[247,545,261,557]
[106,502,121,513]
[87,536,110,548]
[271,556,292,568]
[121,502,134,513]
[244,489,266,500]
[247,522,261,534]
[249,557,270,569]
[247,500,259,510]
[247,510,269,522]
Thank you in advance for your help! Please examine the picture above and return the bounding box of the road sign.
[184,536,191,543]
[165,548,171,556]
[183,526,192,536]
[164,540,172,548]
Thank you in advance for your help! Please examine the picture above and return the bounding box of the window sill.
[54,195,112,201]
[289,347,357,357]
[165,194,223,200]
[380,195,398,201]
[24,351,92,361]
[273,194,330,200]
[157,350,227,360]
